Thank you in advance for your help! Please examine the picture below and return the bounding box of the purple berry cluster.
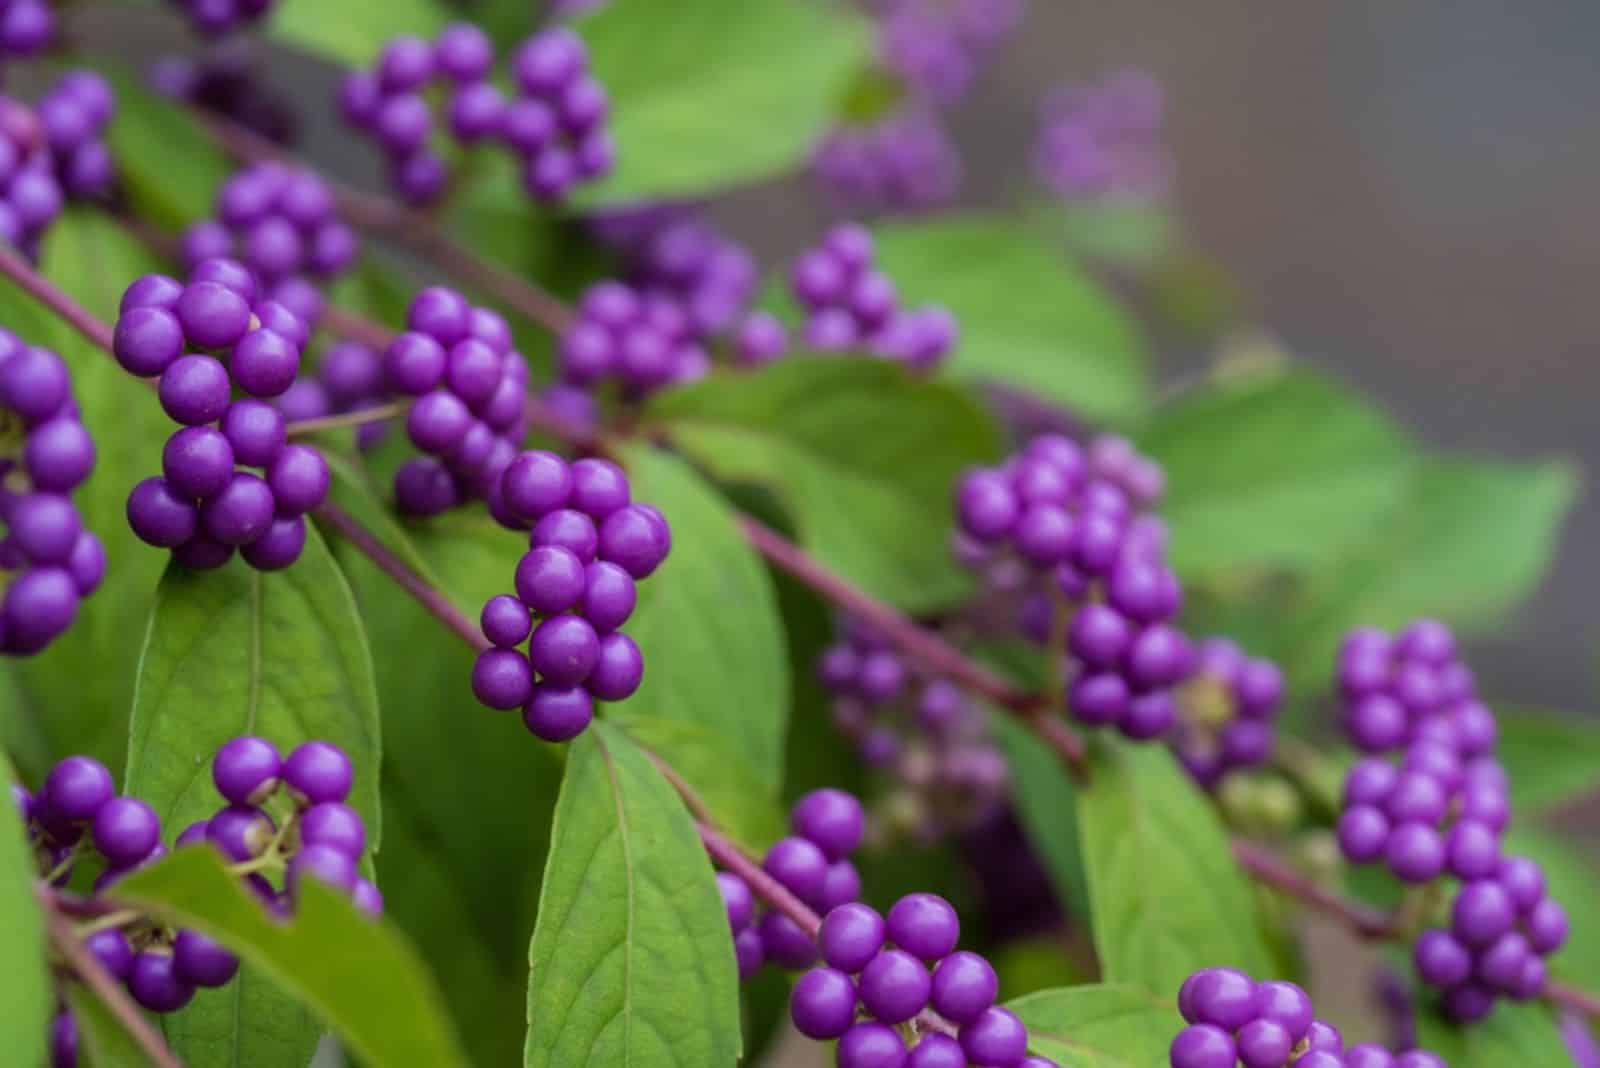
[115,259,330,571]
[867,0,1027,105]
[794,892,1057,1067]
[716,789,866,980]
[166,0,275,37]
[500,27,614,202]
[0,335,104,654]
[0,96,64,256]
[1034,70,1172,204]
[812,107,963,217]
[788,223,957,368]
[36,72,116,202]
[1170,967,1445,1068]
[151,49,296,144]
[0,0,53,65]
[596,211,760,342]
[955,433,1186,739]
[1332,620,1568,1020]
[557,281,710,397]
[1168,638,1283,790]
[180,162,358,329]
[470,452,668,740]
[15,741,373,1065]
[382,286,528,517]
[189,736,381,918]
[339,24,612,207]
[819,617,1008,837]
[339,24,501,205]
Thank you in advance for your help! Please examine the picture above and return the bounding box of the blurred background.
[82,1,1596,709]
[13,1,1589,1063]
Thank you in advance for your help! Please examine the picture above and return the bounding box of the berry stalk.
[36,884,183,1068]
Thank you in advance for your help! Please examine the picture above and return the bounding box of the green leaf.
[271,0,449,67]
[1499,828,1600,992]
[125,527,381,1065]
[319,461,570,1067]
[0,759,46,1067]
[1076,741,1275,993]
[571,0,868,204]
[649,358,1002,613]
[612,443,789,782]
[992,715,1090,919]
[871,217,1148,422]
[1007,983,1175,1067]
[10,213,171,769]
[618,716,785,854]
[66,986,149,1068]
[1415,1000,1568,1067]
[103,63,230,229]
[524,721,740,1067]
[1494,708,1600,816]
[1137,369,1416,578]
[113,848,470,1068]
[1283,457,1578,688]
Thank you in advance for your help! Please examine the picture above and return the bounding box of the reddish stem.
[1550,983,1600,1021]
[310,501,489,654]
[0,243,115,353]
[1231,838,1400,939]
[37,885,185,1068]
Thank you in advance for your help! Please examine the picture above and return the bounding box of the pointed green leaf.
[0,759,46,1066]
[1415,1000,1567,1067]
[8,213,172,770]
[1136,369,1416,578]
[613,443,789,782]
[618,716,786,854]
[1283,457,1578,688]
[649,358,1002,613]
[571,0,869,205]
[1076,742,1275,993]
[871,217,1148,422]
[113,848,469,1068]
[1007,983,1175,1067]
[125,527,381,1065]
[524,722,739,1067]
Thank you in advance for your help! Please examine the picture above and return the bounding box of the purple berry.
[523,684,593,741]
[113,306,184,376]
[886,893,959,962]
[289,842,359,894]
[791,788,864,861]
[128,951,195,1013]
[481,594,533,648]
[299,801,366,859]
[930,950,998,1024]
[283,741,353,805]
[838,1022,907,1068]
[201,472,276,545]
[42,756,113,822]
[859,947,931,1024]
[820,902,886,973]
[159,354,231,425]
[173,929,239,987]
[267,444,330,515]
[959,1006,1028,1067]
[212,736,281,805]
[222,399,287,467]
[586,632,643,701]
[764,836,829,905]
[790,966,859,1038]
[91,796,160,866]
[126,478,200,549]
[472,648,535,710]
